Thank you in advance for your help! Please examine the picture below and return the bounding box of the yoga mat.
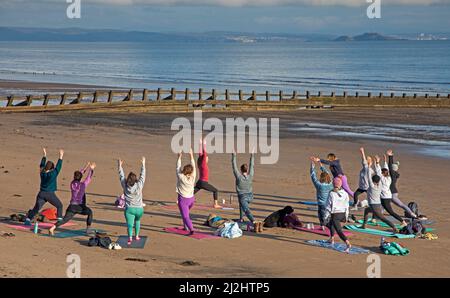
[298,201,318,206]
[116,236,148,249]
[294,226,352,237]
[344,225,415,239]
[386,216,435,226]
[6,222,76,231]
[356,219,435,232]
[164,227,220,240]
[41,229,104,239]
[307,239,370,255]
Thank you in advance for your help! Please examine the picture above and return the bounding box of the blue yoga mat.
[298,201,318,206]
[306,239,370,254]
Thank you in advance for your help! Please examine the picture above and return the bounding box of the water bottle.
[33,222,39,234]
[380,236,385,246]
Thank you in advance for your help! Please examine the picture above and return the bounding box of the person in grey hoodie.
[359,148,397,233]
[119,157,146,245]
[351,152,374,211]
[232,148,256,225]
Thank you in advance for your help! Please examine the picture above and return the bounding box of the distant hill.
[334,32,404,41]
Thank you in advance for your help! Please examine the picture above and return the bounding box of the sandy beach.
[0,108,449,278]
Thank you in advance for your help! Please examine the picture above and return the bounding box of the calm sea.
[0,40,449,96]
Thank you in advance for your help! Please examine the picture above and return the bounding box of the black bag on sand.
[400,219,424,236]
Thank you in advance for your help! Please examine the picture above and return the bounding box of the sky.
[0,0,449,35]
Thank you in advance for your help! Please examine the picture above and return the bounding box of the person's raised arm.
[189,148,196,180]
[40,147,47,169]
[319,160,331,176]
[118,159,126,188]
[383,154,389,171]
[138,157,146,187]
[176,152,182,175]
[80,162,90,174]
[319,157,332,166]
[374,155,382,176]
[387,149,394,174]
[310,159,320,188]
[231,150,239,178]
[54,149,64,174]
[83,162,96,186]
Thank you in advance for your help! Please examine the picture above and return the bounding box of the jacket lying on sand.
[39,157,63,192]
[119,163,146,208]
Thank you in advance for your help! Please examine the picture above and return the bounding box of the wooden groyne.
[1,88,450,113]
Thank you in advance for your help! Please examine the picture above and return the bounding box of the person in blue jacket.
[310,157,333,230]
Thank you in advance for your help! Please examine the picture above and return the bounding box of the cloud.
[28,0,450,7]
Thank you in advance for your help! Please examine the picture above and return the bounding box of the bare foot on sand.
[213,204,223,209]
[48,226,56,236]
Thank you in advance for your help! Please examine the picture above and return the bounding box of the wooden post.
[239,90,243,101]
[279,91,283,101]
[293,91,298,100]
[330,92,335,98]
[125,89,133,101]
[199,88,203,101]
[92,91,98,103]
[156,88,161,101]
[425,93,429,98]
[108,91,114,103]
[251,90,256,101]
[413,93,417,98]
[436,94,440,98]
[171,88,176,100]
[355,92,359,98]
[27,95,33,106]
[43,94,50,106]
[142,89,148,101]
[225,89,230,108]
[212,89,217,107]
[390,93,395,98]
[265,91,270,101]
[448,94,450,99]
[343,91,347,98]
[306,91,310,99]
[77,92,83,104]
[185,88,190,101]
[368,92,372,98]
[379,93,383,98]
[318,91,322,97]
[402,93,406,98]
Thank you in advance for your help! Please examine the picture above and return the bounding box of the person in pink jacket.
[49,162,96,235]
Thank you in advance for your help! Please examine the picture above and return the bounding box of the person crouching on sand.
[119,157,146,245]
[49,162,96,236]
[310,157,333,231]
[324,177,351,253]
[25,148,64,226]
[176,148,197,235]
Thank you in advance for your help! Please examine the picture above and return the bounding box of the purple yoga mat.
[164,227,220,240]
[294,226,352,237]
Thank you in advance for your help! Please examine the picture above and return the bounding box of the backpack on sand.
[400,219,424,236]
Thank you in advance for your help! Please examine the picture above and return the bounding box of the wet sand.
[0,108,449,277]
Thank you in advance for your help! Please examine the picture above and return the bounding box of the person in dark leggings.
[49,162,96,235]
[194,138,220,208]
[25,148,64,226]
[375,155,407,226]
[324,177,351,253]
[359,148,397,233]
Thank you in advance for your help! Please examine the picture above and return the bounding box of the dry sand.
[0,108,449,278]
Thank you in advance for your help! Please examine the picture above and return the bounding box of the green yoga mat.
[356,220,435,232]
[344,225,415,239]
[41,229,104,239]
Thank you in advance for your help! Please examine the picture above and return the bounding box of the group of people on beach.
[310,148,419,252]
[23,138,257,246]
[23,137,417,250]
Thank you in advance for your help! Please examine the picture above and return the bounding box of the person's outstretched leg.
[352,189,366,209]
[26,192,46,223]
[124,208,136,244]
[340,175,354,198]
[381,199,405,225]
[392,193,417,218]
[178,196,195,233]
[46,192,64,220]
[372,204,398,233]
[362,207,372,229]
[332,213,348,242]
[239,194,255,223]
[49,205,78,235]
[80,205,93,230]
[201,181,220,208]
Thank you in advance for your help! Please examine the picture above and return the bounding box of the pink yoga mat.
[164,227,220,239]
[294,226,352,237]
[6,222,77,231]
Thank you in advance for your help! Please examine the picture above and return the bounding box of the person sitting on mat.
[25,148,65,226]
[194,137,221,208]
[232,147,262,232]
[310,158,333,230]
[375,154,408,227]
[324,177,352,253]
[263,206,295,228]
[312,153,354,199]
[49,162,96,236]
[119,157,146,245]
[359,147,398,233]
[176,148,197,235]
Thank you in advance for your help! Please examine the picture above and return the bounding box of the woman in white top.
[325,176,351,252]
[176,148,197,235]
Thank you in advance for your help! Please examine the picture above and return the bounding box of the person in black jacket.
[263,206,295,228]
